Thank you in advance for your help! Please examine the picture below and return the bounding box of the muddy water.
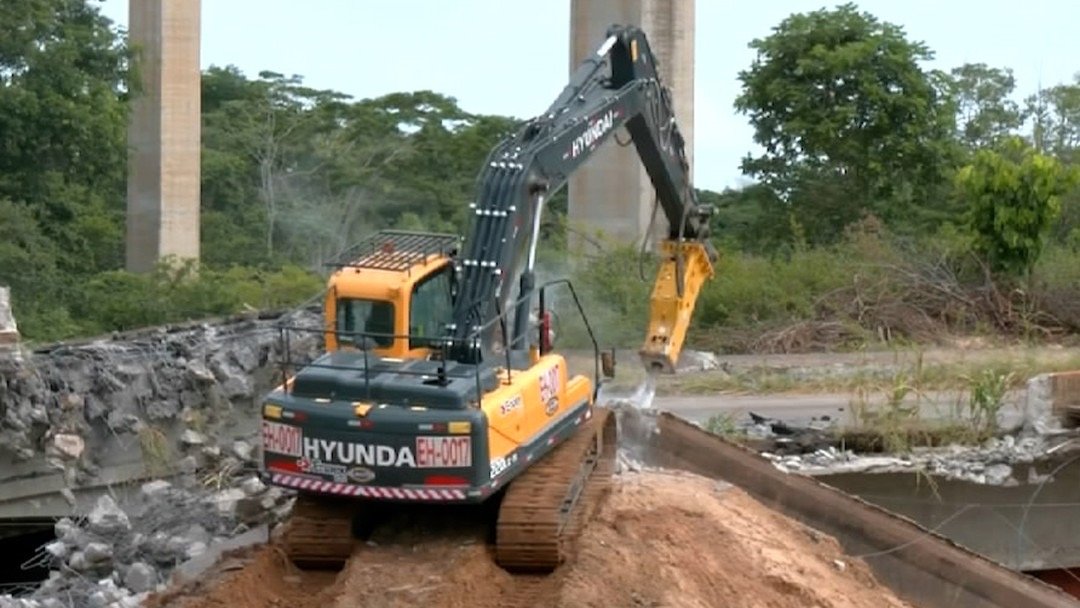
[596,376,659,466]
[817,457,1080,572]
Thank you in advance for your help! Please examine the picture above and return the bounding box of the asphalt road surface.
[604,388,1028,430]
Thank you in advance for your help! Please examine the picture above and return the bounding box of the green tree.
[0,0,133,275]
[1022,78,1080,244]
[1026,78,1080,163]
[373,91,519,232]
[705,185,794,253]
[0,199,80,339]
[956,136,1078,276]
[948,63,1024,150]
[734,3,958,234]
[198,72,517,269]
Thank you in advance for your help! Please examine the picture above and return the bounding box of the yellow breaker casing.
[640,240,716,373]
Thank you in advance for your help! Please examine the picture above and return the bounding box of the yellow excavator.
[258,23,717,573]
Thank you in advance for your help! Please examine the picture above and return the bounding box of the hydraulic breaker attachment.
[639,240,715,374]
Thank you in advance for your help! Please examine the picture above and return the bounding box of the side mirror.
[601,348,616,379]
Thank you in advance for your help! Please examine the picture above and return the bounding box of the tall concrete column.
[567,0,694,252]
[126,0,201,273]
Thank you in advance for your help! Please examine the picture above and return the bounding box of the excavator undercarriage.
[280,495,357,569]
[494,406,617,571]
[280,408,618,572]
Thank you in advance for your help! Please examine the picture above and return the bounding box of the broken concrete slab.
[0,451,295,606]
[170,524,270,584]
[676,349,723,372]
[50,433,85,459]
[123,561,159,594]
[1025,373,1062,435]
[88,495,131,536]
[1047,370,1080,428]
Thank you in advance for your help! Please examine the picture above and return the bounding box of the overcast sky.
[95,0,1078,192]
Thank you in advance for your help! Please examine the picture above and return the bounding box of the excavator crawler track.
[495,406,617,573]
[282,494,357,570]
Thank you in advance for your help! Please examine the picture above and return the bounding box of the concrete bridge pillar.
[126,0,202,273]
[567,0,695,252]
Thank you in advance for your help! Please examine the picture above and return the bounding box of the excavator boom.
[446,24,717,371]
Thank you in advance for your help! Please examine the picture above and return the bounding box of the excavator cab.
[321,230,459,359]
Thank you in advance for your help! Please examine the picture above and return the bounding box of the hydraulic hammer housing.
[640,240,715,373]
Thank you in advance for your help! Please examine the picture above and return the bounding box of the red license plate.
[415,436,472,468]
[263,421,302,457]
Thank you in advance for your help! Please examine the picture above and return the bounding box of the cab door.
[406,263,454,354]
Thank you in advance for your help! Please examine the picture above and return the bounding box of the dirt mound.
[150,470,910,608]
[561,470,909,608]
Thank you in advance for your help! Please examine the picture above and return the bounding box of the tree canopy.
[733,2,958,239]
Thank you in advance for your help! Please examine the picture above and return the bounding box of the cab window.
[337,298,395,348]
[410,267,453,349]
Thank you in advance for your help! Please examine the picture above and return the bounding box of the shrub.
[556,221,1080,354]
[24,259,325,341]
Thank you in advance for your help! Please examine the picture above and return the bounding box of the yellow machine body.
[319,244,594,473]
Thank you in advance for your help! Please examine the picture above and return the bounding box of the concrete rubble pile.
[0,297,325,607]
[0,305,324,502]
[4,471,293,608]
[0,306,320,467]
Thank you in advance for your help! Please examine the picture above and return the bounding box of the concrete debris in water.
[761,433,1057,486]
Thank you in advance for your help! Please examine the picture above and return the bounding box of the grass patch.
[836,360,1017,453]
[703,412,741,437]
[627,348,1080,397]
[834,424,997,453]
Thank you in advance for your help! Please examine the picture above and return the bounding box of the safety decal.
[269,472,467,500]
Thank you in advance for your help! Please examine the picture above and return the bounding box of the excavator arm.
[447,24,717,373]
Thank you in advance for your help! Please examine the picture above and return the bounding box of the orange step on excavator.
[258,23,717,573]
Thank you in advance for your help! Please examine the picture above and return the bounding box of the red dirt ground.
[148,469,910,608]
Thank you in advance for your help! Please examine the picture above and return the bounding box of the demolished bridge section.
[0,306,321,512]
